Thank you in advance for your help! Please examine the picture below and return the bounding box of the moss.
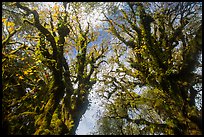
[65,119,74,130]
[44,95,55,113]
[35,114,44,127]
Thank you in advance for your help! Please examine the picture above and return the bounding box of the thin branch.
[2,26,22,47]
[16,2,58,59]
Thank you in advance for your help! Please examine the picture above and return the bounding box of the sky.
[76,90,104,135]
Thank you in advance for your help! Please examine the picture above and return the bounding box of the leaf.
[54,36,59,42]
[7,21,15,27]
[53,4,59,12]
[29,73,34,75]
[2,18,7,23]
[36,60,42,64]
[150,127,154,134]
[24,70,29,75]
[182,82,188,86]
[53,13,58,18]
[8,26,15,32]
[19,76,24,80]
[33,70,37,72]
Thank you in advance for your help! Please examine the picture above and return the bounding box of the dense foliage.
[93,2,202,135]
[2,2,108,135]
[2,2,202,135]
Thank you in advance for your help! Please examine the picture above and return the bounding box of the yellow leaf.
[2,18,7,23]
[8,26,14,32]
[183,82,188,86]
[19,76,24,80]
[53,13,58,18]
[7,21,15,27]
[53,28,57,32]
[54,36,59,41]
[28,69,32,73]
[24,71,28,75]
[53,5,59,11]
[36,60,42,64]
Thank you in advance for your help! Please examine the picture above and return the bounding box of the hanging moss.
[44,95,55,113]
[34,114,44,127]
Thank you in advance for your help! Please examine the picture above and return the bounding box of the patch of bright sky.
[76,88,105,135]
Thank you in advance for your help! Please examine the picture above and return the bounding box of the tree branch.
[16,2,58,59]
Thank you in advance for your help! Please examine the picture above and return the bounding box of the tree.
[95,2,202,135]
[2,2,108,135]
[2,2,202,135]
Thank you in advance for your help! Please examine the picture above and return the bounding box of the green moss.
[35,114,44,127]
[42,129,51,135]
[44,95,55,113]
